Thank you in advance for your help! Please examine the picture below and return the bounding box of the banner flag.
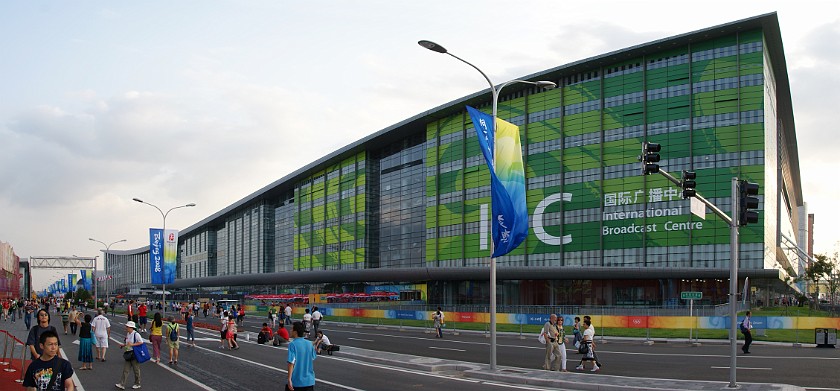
[80,270,91,291]
[150,228,164,284]
[466,106,529,258]
[163,229,178,284]
[69,274,77,292]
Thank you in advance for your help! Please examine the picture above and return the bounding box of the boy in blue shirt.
[286,321,316,391]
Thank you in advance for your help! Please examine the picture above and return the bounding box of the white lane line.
[347,337,373,342]
[59,348,85,391]
[190,343,364,391]
[710,366,773,370]
[429,346,466,352]
[329,356,481,383]
[108,335,214,391]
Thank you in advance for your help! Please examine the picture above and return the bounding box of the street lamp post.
[89,238,126,311]
[419,40,556,370]
[133,198,196,317]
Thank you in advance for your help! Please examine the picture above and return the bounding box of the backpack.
[739,321,748,333]
[257,332,267,344]
[168,323,179,341]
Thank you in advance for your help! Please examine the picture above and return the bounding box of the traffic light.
[738,180,760,226]
[639,142,661,175]
[681,170,697,198]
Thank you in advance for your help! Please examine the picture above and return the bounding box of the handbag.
[538,332,546,345]
[578,341,589,354]
[123,350,135,361]
[131,333,151,364]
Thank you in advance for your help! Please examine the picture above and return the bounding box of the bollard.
[0,332,10,366]
[3,338,17,372]
[16,338,26,383]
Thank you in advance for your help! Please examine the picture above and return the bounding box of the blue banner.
[150,228,165,284]
[80,270,91,291]
[467,106,529,257]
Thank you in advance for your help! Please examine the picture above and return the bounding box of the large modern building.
[105,13,809,307]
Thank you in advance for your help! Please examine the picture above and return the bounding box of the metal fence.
[317,302,749,317]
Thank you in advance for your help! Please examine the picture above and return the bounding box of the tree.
[802,254,834,309]
[74,288,92,305]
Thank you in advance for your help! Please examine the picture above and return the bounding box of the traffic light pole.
[656,168,740,388]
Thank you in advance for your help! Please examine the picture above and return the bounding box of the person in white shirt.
[313,330,332,354]
[302,309,313,338]
[284,304,292,325]
[91,309,111,362]
[311,307,323,334]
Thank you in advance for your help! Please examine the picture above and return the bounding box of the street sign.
[681,291,702,300]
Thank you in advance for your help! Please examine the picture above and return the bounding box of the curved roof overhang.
[176,12,798,237]
[167,267,782,288]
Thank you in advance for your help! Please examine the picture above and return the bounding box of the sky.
[2,1,839,291]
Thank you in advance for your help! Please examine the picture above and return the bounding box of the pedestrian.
[572,316,582,349]
[60,307,70,335]
[24,300,36,330]
[91,309,111,362]
[274,324,290,346]
[237,305,245,326]
[258,322,273,344]
[311,307,323,335]
[557,316,569,371]
[542,314,563,371]
[22,330,75,390]
[313,330,332,355]
[27,309,61,360]
[286,321,316,391]
[302,309,312,338]
[77,314,94,370]
[741,311,753,354]
[10,299,17,322]
[185,311,195,347]
[68,307,79,335]
[138,302,148,333]
[227,315,240,350]
[433,307,444,338]
[166,316,179,364]
[284,303,292,325]
[115,321,143,390]
[269,304,278,329]
[149,312,163,363]
[219,311,229,349]
[575,319,600,372]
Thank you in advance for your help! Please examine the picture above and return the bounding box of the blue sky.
[1,1,838,290]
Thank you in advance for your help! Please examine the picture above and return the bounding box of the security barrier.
[0,330,28,385]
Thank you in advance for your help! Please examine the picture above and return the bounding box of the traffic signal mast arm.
[655,168,733,226]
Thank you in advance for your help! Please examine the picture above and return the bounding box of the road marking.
[108,335,214,391]
[330,356,481,383]
[710,366,773,370]
[190,343,364,390]
[347,337,373,342]
[429,346,466,352]
[59,348,85,391]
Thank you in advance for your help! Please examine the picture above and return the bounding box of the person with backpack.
[258,322,273,344]
[166,316,180,364]
[741,311,753,354]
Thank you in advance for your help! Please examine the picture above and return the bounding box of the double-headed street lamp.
[419,40,556,370]
[133,198,196,316]
[89,238,126,310]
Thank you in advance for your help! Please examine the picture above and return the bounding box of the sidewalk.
[339,344,804,391]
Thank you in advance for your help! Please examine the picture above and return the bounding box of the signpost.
[682,292,703,343]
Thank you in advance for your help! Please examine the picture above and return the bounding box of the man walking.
[286,321,316,391]
[91,309,111,362]
[741,311,753,354]
[284,304,293,325]
[311,307,323,335]
[542,314,563,371]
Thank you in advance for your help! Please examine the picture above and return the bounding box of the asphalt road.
[2,311,575,391]
[7,308,837,390]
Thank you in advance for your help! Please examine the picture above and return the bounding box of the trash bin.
[815,328,837,348]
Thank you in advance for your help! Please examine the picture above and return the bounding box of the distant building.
[107,13,809,307]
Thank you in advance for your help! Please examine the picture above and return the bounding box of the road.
[5,308,837,390]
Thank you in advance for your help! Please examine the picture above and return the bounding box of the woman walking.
[227,315,240,350]
[185,311,196,347]
[149,312,164,363]
[433,307,444,338]
[116,321,143,390]
[77,314,94,370]
[575,319,600,372]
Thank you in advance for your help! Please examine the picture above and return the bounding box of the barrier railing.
[0,329,27,385]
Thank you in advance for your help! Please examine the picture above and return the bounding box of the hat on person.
[126,321,137,328]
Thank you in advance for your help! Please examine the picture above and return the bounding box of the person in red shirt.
[258,323,273,344]
[273,325,290,346]
[138,302,148,333]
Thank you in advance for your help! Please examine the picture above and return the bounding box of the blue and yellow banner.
[150,228,164,284]
[466,106,528,257]
[68,274,77,292]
